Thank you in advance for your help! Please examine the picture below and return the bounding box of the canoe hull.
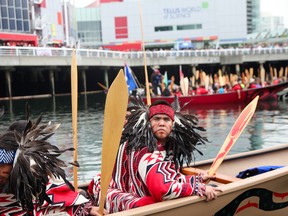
[110,144,288,215]
[144,82,288,107]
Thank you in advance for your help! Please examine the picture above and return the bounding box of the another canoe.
[110,144,288,216]
[144,81,288,108]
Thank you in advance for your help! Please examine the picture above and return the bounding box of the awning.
[51,39,63,44]
[0,32,38,46]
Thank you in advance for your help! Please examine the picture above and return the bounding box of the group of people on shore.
[1,95,221,215]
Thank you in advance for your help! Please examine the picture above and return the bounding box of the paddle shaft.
[208,96,259,176]
[71,50,78,190]
[138,0,151,105]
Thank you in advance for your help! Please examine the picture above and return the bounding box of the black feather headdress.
[121,95,208,171]
[0,114,75,213]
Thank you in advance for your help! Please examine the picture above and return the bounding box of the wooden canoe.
[143,81,288,108]
[110,144,288,216]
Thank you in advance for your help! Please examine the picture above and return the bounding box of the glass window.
[23,10,28,19]
[9,19,16,30]
[1,7,8,17]
[21,0,27,8]
[8,0,13,6]
[8,7,15,18]
[2,18,8,29]
[15,0,21,7]
[16,8,22,19]
[0,0,7,5]
[23,20,29,31]
[17,19,23,30]
[177,25,193,30]
[177,24,202,30]
[154,26,173,32]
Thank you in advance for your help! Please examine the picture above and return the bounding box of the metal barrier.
[0,46,288,59]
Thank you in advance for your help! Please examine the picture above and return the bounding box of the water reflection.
[0,94,287,184]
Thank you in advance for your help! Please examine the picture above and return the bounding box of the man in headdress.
[0,117,106,216]
[88,96,221,213]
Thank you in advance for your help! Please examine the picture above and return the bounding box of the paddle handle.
[182,167,240,184]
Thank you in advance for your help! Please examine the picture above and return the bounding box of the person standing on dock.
[151,68,163,95]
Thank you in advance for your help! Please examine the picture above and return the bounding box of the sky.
[71,0,288,27]
[261,0,288,27]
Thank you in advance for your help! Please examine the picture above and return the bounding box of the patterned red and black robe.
[88,141,206,213]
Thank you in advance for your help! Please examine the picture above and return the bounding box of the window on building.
[23,9,28,19]
[0,0,7,5]
[8,0,13,6]
[21,0,28,8]
[2,18,8,29]
[77,20,102,46]
[9,19,15,30]
[177,24,202,30]
[16,19,22,30]
[154,26,173,32]
[1,6,8,17]
[8,7,15,18]
[23,20,29,31]
[114,16,128,39]
[15,0,21,7]
[16,8,22,19]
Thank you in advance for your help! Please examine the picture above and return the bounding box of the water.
[0,93,287,184]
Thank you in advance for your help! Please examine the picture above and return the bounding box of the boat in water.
[143,81,288,108]
[110,143,288,215]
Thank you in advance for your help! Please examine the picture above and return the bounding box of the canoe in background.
[110,144,288,216]
[144,81,288,108]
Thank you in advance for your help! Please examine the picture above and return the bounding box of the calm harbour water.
[0,93,287,184]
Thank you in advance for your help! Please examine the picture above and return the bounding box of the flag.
[124,64,137,93]
[163,71,168,87]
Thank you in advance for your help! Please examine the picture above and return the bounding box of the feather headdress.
[0,114,75,213]
[121,95,208,170]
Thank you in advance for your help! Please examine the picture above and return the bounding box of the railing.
[0,46,288,59]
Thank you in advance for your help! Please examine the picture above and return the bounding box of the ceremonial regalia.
[88,95,209,213]
[0,112,94,215]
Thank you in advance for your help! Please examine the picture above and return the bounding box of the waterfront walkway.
[1,46,288,67]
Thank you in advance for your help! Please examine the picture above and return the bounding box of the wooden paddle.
[98,70,128,215]
[71,50,78,190]
[208,95,259,176]
[138,0,151,105]
[97,82,108,90]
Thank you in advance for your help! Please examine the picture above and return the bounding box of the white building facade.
[98,0,258,50]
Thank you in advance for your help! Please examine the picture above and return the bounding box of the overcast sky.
[261,0,288,27]
[72,0,288,27]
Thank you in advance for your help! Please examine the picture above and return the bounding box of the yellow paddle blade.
[98,70,128,215]
[208,95,259,176]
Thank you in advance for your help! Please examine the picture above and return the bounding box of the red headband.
[149,104,174,121]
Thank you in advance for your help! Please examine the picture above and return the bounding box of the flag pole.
[138,0,151,105]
